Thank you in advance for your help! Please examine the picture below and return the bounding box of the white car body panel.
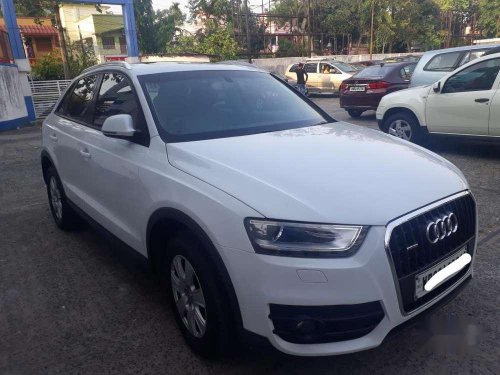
[41,62,476,356]
[168,123,467,226]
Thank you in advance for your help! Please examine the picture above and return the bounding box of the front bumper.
[219,197,476,356]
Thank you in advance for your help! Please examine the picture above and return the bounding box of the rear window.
[424,52,462,72]
[333,62,358,73]
[353,65,392,78]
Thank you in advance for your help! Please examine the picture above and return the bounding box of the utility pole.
[54,2,71,79]
[369,0,375,60]
[307,0,311,57]
[244,0,251,62]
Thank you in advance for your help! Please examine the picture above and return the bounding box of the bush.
[31,52,64,80]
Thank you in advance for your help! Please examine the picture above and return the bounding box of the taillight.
[340,82,348,91]
[367,81,390,90]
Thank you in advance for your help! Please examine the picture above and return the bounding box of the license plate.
[349,86,365,92]
[414,247,468,299]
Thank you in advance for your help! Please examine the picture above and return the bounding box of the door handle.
[49,134,58,142]
[474,98,490,103]
[79,149,91,159]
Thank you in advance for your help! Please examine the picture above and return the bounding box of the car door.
[304,62,319,92]
[46,74,99,207]
[487,83,500,136]
[79,71,151,250]
[319,63,336,92]
[425,57,500,135]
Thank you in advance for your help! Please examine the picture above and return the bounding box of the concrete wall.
[251,53,421,74]
[0,63,35,130]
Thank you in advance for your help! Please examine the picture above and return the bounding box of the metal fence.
[29,80,71,119]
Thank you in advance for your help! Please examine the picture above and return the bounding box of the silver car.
[410,44,497,87]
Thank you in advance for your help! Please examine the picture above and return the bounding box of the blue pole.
[122,0,139,59]
[0,0,26,59]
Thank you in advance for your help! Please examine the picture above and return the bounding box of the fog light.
[296,319,318,334]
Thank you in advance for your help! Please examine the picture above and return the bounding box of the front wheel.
[164,234,236,358]
[383,112,424,144]
[45,166,80,230]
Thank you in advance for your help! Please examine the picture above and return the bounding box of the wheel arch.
[382,107,425,131]
[146,207,244,333]
[41,150,55,185]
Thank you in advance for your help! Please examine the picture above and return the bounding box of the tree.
[135,0,186,54]
[31,52,64,80]
[166,24,239,61]
[478,0,500,37]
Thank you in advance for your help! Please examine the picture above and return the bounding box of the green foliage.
[276,39,305,57]
[478,0,500,37]
[31,52,64,80]
[134,0,185,54]
[166,26,239,61]
[66,40,98,77]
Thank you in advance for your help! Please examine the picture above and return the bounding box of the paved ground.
[1,100,499,374]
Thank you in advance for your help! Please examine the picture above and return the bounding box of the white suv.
[377,53,500,143]
[41,62,477,357]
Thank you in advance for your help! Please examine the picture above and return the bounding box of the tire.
[347,109,363,118]
[383,111,424,144]
[45,166,80,230]
[163,233,236,358]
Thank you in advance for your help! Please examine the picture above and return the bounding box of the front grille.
[387,193,476,312]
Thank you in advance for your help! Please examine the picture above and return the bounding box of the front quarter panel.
[377,86,431,127]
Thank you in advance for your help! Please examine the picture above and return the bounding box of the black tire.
[163,233,236,358]
[45,166,80,230]
[383,111,424,144]
[347,109,363,118]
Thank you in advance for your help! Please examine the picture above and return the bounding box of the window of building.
[36,37,52,52]
[101,36,115,50]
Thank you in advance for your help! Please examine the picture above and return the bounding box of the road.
[1,98,499,374]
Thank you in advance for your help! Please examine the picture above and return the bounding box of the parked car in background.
[285,59,357,94]
[351,60,384,69]
[377,53,500,143]
[383,55,421,63]
[410,44,497,87]
[272,72,309,96]
[42,61,477,358]
[339,62,417,118]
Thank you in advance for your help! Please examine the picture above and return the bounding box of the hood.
[167,123,467,225]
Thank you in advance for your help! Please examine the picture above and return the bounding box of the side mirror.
[102,114,136,139]
[433,81,441,93]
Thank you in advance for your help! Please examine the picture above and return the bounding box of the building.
[59,4,126,63]
[0,17,59,65]
[77,14,127,62]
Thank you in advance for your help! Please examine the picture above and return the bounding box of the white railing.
[29,79,71,119]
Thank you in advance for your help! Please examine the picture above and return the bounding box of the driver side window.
[442,58,500,94]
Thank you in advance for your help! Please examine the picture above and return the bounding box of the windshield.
[333,62,358,73]
[354,65,392,78]
[139,70,328,142]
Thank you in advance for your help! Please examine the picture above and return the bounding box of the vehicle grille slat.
[387,193,476,312]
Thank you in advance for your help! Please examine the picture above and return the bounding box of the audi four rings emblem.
[426,213,458,244]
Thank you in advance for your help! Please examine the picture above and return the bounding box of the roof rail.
[81,61,133,74]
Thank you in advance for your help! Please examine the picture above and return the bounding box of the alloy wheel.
[171,255,207,338]
[49,176,63,221]
[388,119,412,140]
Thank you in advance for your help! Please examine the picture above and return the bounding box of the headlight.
[244,218,368,258]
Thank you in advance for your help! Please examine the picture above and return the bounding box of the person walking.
[295,63,308,95]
